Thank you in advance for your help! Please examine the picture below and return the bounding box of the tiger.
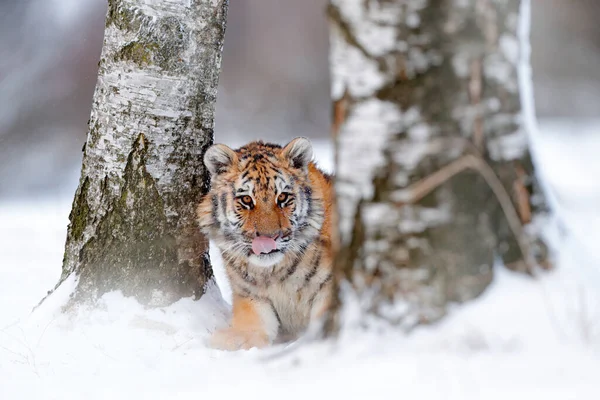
[196,137,334,351]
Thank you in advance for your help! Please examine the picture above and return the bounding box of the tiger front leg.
[307,284,334,334]
[210,295,279,351]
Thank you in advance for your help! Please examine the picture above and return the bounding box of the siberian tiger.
[197,137,334,351]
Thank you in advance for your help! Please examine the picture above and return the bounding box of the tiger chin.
[197,137,334,351]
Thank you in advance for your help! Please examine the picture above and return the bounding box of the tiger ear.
[282,137,313,171]
[204,144,238,176]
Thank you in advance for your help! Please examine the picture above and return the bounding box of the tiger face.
[198,137,325,268]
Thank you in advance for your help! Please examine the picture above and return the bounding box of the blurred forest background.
[0,0,599,199]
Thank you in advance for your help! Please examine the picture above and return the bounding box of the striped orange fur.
[197,137,334,350]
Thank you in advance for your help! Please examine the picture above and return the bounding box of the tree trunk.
[52,0,228,308]
[329,0,549,330]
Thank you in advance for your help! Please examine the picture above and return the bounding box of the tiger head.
[197,137,325,268]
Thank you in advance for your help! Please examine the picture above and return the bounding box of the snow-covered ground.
[1,130,600,399]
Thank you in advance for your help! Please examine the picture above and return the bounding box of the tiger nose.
[255,231,282,239]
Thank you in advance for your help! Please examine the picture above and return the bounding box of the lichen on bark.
[113,15,188,72]
[68,177,91,243]
[72,134,184,305]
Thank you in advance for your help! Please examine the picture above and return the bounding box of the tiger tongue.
[252,236,277,255]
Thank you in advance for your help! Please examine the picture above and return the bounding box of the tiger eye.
[241,195,253,206]
[277,193,289,203]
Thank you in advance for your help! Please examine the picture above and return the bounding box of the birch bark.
[54,0,228,307]
[329,0,549,330]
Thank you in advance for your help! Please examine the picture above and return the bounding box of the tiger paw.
[209,328,270,351]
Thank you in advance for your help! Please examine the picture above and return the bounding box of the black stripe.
[268,298,282,328]
[297,241,310,254]
[231,265,257,286]
[237,286,253,298]
[318,273,333,290]
[303,186,312,198]
[237,290,268,302]
[223,231,237,242]
[280,254,302,282]
[263,143,282,149]
[308,274,332,306]
[211,194,220,227]
[303,249,322,285]
[223,262,258,294]
[234,291,281,328]
[219,192,228,221]
[261,158,279,171]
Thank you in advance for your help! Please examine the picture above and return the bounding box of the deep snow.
[1,132,600,399]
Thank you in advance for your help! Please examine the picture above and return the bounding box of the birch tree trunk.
[52,0,228,308]
[329,0,550,330]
